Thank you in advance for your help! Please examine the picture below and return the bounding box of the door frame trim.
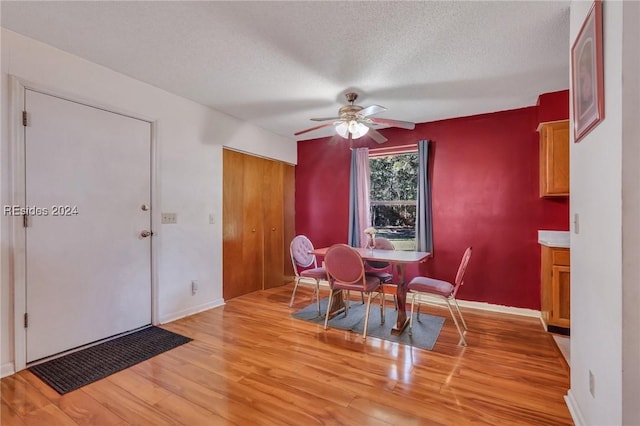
[8,76,159,371]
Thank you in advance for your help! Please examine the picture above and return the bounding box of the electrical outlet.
[589,370,595,398]
[161,213,177,224]
[191,280,198,295]
[573,213,580,234]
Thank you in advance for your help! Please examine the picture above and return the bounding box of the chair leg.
[314,280,321,315]
[379,289,385,325]
[289,278,300,307]
[362,292,373,339]
[451,297,467,330]
[323,289,334,330]
[409,292,416,335]
[444,298,467,346]
[344,291,350,316]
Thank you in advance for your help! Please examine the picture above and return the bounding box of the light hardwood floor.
[1,284,573,425]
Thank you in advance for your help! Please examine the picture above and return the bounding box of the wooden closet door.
[282,164,296,278]
[262,159,284,289]
[223,150,263,300]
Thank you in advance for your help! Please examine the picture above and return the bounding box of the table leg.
[326,289,346,318]
[391,263,409,335]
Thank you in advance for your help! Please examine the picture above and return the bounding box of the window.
[369,152,418,250]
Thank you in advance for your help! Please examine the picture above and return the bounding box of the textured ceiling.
[2,1,570,140]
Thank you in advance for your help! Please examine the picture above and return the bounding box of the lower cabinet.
[541,246,570,330]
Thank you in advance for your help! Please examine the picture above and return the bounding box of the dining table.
[311,246,432,335]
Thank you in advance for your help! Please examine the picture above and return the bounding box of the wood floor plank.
[1,284,573,425]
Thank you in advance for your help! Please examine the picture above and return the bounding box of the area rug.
[292,298,445,350]
[29,326,192,394]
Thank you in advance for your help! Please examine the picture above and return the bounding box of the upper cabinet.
[538,120,570,197]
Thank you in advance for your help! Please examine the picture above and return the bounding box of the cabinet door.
[551,264,571,327]
[223,150,264,300]
[539,120,570,196]
[282,164,296,278]
[262,159,284,289]
[242,154,265,291]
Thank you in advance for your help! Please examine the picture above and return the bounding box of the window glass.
[369,152,418,250]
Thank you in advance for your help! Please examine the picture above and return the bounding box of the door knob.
[140,230,152,238]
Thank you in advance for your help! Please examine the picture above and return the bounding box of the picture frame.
[571,0,604,142]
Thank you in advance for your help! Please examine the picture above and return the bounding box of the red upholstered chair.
[364,237,397,309]
[289,235,327,315]
[408,247,472,346]
[323,244,384,339]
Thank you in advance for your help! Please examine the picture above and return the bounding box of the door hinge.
[24,313,28,328]
[23,214,29,228]
[22,111,28,127]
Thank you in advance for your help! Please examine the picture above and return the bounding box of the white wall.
[0,29,296,375]
[620,2,640,424]
[567,1,640,424]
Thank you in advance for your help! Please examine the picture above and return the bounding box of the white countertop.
[538,230,570,248]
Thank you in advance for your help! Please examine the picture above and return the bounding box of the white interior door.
[25,89,152,362]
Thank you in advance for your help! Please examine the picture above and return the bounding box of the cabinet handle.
[272,227,276,231]
[252,228,256,232]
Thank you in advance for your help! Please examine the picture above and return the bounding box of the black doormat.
[29,326,192,394]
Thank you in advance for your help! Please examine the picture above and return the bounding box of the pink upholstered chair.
[364,237,397,309]
[408,247,472,346]
[289,235,327,314]
[323,244,384,339]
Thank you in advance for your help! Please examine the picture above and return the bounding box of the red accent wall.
[295,93,569,309]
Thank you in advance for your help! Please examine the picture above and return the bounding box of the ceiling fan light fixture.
[335,121,349,138]
[335,120,369,139]
[350,122,369,139]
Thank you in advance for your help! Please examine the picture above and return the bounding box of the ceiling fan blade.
[369,117,416,130]
[294,122,335,136]
[358,104,387,117]
[366,127,388,144]
[310,116,341,122]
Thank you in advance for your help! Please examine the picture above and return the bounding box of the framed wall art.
[571,0,604,142]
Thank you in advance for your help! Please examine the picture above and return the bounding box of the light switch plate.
[573,213,579,234]
[161,212,177,224]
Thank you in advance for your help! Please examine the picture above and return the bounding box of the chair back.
[453,247,473,296]
[365,237,395,270]
[290,235,318,276]
[324,244,365,288]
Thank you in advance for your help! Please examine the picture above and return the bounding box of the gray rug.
[29,326,192,394]
[292,298,445,350]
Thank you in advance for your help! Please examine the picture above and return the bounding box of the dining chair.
[364,237,397,309]
[408,247,473,346]
[323,244,384,339]
[289,235,327,315]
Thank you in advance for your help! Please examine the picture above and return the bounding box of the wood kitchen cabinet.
[538,120,570,197]
[541,245,570,330]
[223,149,295,300]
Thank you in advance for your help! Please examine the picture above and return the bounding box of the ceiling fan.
[294,92,416,144]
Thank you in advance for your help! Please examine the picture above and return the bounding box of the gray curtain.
[415,140,433,252]
[348,148,370,247]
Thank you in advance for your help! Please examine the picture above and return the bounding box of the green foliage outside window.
[370,153,418,249]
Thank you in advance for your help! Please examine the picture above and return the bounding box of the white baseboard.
[565,389,586,426]
[158,298,225,324]
[1,362,15,378]
[454,299,541,318]
[303,280,541,318]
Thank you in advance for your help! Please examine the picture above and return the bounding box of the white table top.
[312,246,431,264]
